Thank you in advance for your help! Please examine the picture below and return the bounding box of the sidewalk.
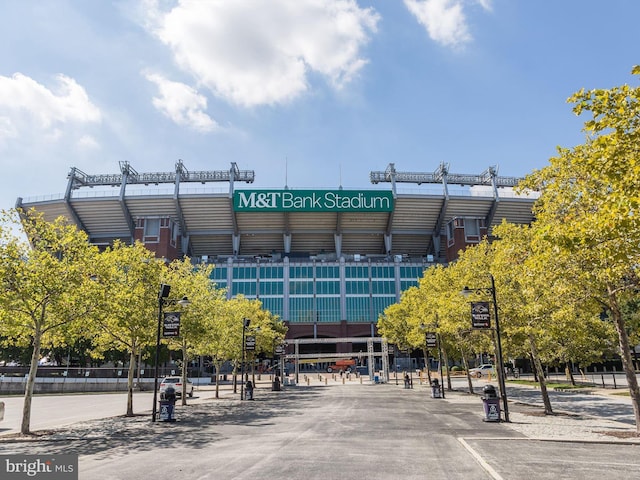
[440,377,640,443]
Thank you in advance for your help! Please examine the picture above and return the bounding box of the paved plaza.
[1,379,640,479]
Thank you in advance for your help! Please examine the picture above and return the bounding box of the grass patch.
[611,391,631,397]
[506,379,595,390]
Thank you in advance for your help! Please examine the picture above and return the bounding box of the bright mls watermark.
[1,455,77,479]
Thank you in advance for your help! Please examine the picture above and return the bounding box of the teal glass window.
[372,281,395,295]
[371,266,394,278]
[346,296,370,321]
[289,280,313,295]
[372,296,396,316]
[259,281,284,296]
[316,280,340,295]
[316,266,339,278]
[232,267,257,280]
[316,297,341,322]
[232,281,257,296]
[289,297,314,322]
[400,280,419,291]
[211,266,227,281]
[346,281,369,295]
[259,266,283,279]
[261,297,284,319]
[400,266,424,280]
[346,266,369,278]
[290,266,313,279]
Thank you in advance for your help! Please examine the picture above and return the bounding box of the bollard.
[325,378,328,385]
[342,377,345,384]
[307,377,310,385]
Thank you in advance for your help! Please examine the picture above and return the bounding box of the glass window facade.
[211,260,426,324]
[346,296,370,322]
[289,297,314,322]
[211,266,227,289]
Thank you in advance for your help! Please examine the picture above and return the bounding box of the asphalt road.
[2,383,640,480]
[0,391,156,434]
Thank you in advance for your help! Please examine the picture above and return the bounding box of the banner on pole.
[471,302,491,329]
[163,312,181,337]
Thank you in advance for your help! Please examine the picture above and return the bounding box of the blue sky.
[1,0,638,211]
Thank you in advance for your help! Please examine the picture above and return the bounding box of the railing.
[0,366,209,379]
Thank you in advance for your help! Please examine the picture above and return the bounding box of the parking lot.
[2,380,640,480]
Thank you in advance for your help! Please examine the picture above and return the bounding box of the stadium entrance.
[285,337,389,383]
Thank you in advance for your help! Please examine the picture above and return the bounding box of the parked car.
[159,376,194,397]
[468,364,496,378]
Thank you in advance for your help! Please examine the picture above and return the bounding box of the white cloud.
[76,134,100,151]
[404,0,480,49]
[475,0,493,12]
[145,72,218,132]
[0,73,101,145]
[0,73,101,127]
[140,0,379,107]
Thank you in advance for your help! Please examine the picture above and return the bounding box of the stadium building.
[17,161,537,362]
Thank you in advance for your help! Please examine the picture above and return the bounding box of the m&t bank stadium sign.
[233,190,394,212]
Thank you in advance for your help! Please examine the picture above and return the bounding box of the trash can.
[481,384,500,422]
[431,379,441,398]
[159,386,177,422]
[272,376,281,391]
[245,380,254,400]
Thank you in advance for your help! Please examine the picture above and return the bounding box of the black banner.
[425,332,437,348]
[163,312,181,337]
[471,301,491,329]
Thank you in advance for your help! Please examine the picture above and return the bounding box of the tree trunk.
[442,347,452,391]
[136,349,142,390]
[608,288,640,432]
[529,353,538,382]
[214,359,222,399]
[181,341,188,406]
[126,346,136,416]
[529,334,553,414]
[232,362,238,393]
[460,349,474,394]
[421,347,432,385]
[565,362,576,386]
[21,328,43,434]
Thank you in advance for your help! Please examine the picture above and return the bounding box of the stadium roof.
[16,161,538,261]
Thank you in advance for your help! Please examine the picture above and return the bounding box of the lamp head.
[461,286,472,298]
[178,296,190,306]
[159,284,171,299]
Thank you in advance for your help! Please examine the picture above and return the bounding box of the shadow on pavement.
[0,388,322,459]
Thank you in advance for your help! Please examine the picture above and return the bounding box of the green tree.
[0,210,99,434]
[522,66,640,429]
[88,241,164,416]
[162,258,217,405]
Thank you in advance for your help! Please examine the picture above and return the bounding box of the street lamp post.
[421,323,443,398]
[240,318,251,401]
[462,274,510,422]
[151,284,190,422]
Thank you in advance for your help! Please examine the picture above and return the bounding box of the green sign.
[233,190,394,212]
